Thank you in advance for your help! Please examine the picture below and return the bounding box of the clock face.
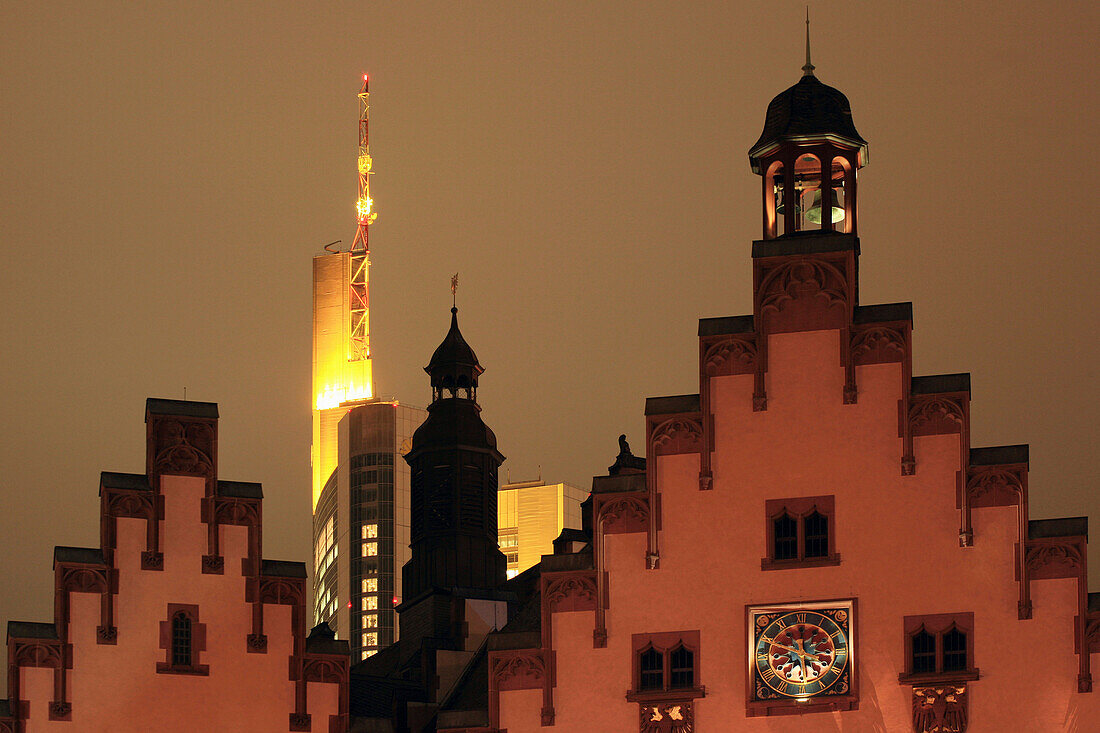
[749,601,853,701]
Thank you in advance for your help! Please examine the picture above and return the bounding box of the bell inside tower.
[770,154,851,236]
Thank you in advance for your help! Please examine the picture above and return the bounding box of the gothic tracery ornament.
[650,418,704,456]
[703,337,756,376]
[757,258,850,315]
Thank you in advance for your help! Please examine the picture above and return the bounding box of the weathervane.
[451,273,459,308]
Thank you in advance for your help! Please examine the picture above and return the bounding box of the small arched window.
[942,627,967,672]
[639,647,663,691]
[669,645,694,689]
[902,613,975,681]
[773,514,798,560]
[171,612,192,667]
[803,511,829,558]
[157,604,208,675]
[911,629,936,674]
[764,496,838,569]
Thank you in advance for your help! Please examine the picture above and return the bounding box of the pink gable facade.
[2,399,348,733]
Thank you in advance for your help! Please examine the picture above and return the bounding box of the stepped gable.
[2,399,348,732]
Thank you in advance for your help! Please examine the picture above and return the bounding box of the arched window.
[171,612,192,667]
[669,645,694,689]
[157,604,208,675]
[630,632,702,700]
[765,160,785,238]
[803,511,829,558]
[793,153,822,232]
[639,647,663,691]
[831,156,854,233]
[942,627,967,672]
[773,514,798,560]
[902,613,975,681]
[764,496,838,569]
[911,628,936,674]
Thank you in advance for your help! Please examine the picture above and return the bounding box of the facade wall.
[4,402,347,733]
[497,327,1100,731]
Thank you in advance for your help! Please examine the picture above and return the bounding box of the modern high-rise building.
[497,480,588,577]
[314,400,423,660]
[311,77,426,661]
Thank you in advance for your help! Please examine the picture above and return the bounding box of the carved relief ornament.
[912,684,967,733]
[850,325,907,365]
[756,258,850,315]
[964,467,1024,509]
[703,337,756,376]
[639,700,694,733]
[649,418,704,457]
[149,418,215,478]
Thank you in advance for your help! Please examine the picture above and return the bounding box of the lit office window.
[365,633,377,647]
[365,597,378,610]
[366,578,378,592]
[361,633,369,646]
[362,524,378,539]
[363,542,378,557]
[365,614,378,628]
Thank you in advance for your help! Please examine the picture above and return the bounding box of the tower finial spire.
[450,272,459,309]
[802,7,815,76]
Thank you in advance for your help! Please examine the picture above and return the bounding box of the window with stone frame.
[900,613,978,684]
[762,495,839,569]
[627,631,704,700]
[157,604,208,675]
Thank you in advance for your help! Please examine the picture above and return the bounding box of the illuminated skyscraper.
[312,78,425,660]
[497,480,588,578]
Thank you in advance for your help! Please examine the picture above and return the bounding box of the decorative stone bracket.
[593,492,650,647]
[1017,535,1091,691]
[488,648,554,728]
[846,321,910,405]
[291,654,349,733]
[900,392,968,478]
[911,683,968,732]
[56,562,117,646]
[9,636,70,722]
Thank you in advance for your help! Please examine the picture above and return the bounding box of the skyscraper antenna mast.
[349,74,375,362]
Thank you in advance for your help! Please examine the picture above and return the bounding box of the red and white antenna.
[349,74,374,362]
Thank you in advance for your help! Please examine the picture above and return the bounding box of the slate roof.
[970,445,1029,466]
[854,302,913,324]
[698,315,754,337]
[217,480,263,499]
[749,73,866,160]
[426,307,483,380]
[54,547,105,565]
[911,374,971,395]
[261,560,307,578]
[145,398,219,419]
[8,621,58,640]
[644,394,701,416]
[1028,517,1088,541]
[100,472,152,492]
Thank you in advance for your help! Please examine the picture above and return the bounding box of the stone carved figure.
[609,434,647,475]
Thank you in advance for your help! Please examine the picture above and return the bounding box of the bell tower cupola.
[748,14,868,239]
[426,307,484,405]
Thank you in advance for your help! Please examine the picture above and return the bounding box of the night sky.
[2,0,1097,658]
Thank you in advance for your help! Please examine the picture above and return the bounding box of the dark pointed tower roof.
[748,18,867,174]
[426,307,484,390]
